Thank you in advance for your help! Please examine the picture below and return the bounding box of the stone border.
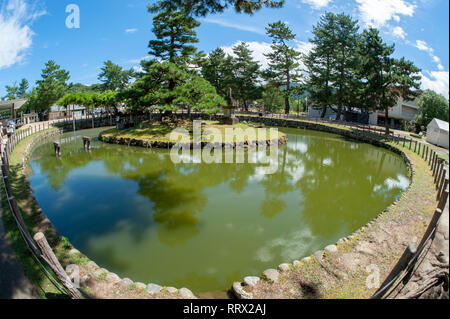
[98,130,288,149]
[17,116,414,300]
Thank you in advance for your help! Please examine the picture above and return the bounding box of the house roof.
[430,118,449,132]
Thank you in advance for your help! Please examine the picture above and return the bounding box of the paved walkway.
[0,139,39,299]
[0,206,39,299]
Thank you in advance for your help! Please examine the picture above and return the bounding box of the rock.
[81,275,91,285]
[135,282,147,290]
[293,260,301,267]
[69,248,80,255]
[106,273,121,283]
[278,263,291,272]
[325,245,338,253]
[232,282,253,299]
[147,283,163,295]
[165,287,178,294]
[179,288,196,299]
[243,276,260,287]
[119,278,133,288]
[302,256,312,263]
[314,250,324,263]
[262,269,279,283]
[86,261,99,270]
[94,268,108,278]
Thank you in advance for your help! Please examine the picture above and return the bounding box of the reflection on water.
[29,127,410,293]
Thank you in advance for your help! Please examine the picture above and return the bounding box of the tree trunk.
[321,105,327,118]
[385,108,390,135]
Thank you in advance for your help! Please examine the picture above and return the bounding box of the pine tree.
[25,60,70,117]
[98,60,134,91]
[264,21,302,114]
[329,13,360,120]
[201,48,234,104]
[148,7,201,68]
[230,42,261,111]
[148,0,284,16]
[359,28,421,134]
[304,13,360,120]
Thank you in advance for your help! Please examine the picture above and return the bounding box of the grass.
[100,120,286,144]
[0,128,72,299]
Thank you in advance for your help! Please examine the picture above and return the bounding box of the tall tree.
[24,60,70,117]
[230,42,261,111]
[201,47,234,104]
[3,83,19,100]
[148,0,284,16]
[148,7,201,68]
[304,13,359,119]
[98,60,134,91]
[358,28,421,134]
[264,21,302,114]
[17,79,30,98]
[329,13,360,120]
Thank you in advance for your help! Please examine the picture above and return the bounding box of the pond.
[28,127,410,295]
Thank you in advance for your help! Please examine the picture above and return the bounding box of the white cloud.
[415,40,433,53]
[125,28,138,34]
[392,26,407,39]
[420,71,449,98]
[203,18,265,35]
[221,40,313,70]
[300,0,332,9]
[356,0,416,27]
[415,40,445,71]
[0,0,45,69]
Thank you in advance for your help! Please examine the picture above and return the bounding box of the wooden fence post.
[33,233,83,299]
[437,178,449,201]
[437,187,448,211]
[437,169,447,197]
[414,141,417,153]
[435,160,443,185]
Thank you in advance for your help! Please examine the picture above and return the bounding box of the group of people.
[0,120,16,139]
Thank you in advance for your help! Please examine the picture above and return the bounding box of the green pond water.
[28,127,410,294]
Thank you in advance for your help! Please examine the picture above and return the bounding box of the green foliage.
[414,90,449,130]
[304,13,360,119]
[121,61,225,114]
[358,28,421,133]
[201,48,235,104]
[148,7,201,68]
[148,0,284,16]
[23,60,70,114]
[3,78,30,100]
[264,21,302,114]
[260,85,285,114]
[229,42,261,110]
[98,60,134,91]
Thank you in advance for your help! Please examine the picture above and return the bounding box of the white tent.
[426,118,449,149]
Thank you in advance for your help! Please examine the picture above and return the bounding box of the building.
[307,95,421,128]
[0,98,28,120]
[426,118,449,149]
[375,96,420,129]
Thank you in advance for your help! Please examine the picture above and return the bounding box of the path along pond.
[28,127,410,295]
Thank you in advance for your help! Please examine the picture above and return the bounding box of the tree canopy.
[264,21,302,114]
[148,0,284,16]
[415,90,449,130]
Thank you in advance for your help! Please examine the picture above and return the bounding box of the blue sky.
[0,0,448,98]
